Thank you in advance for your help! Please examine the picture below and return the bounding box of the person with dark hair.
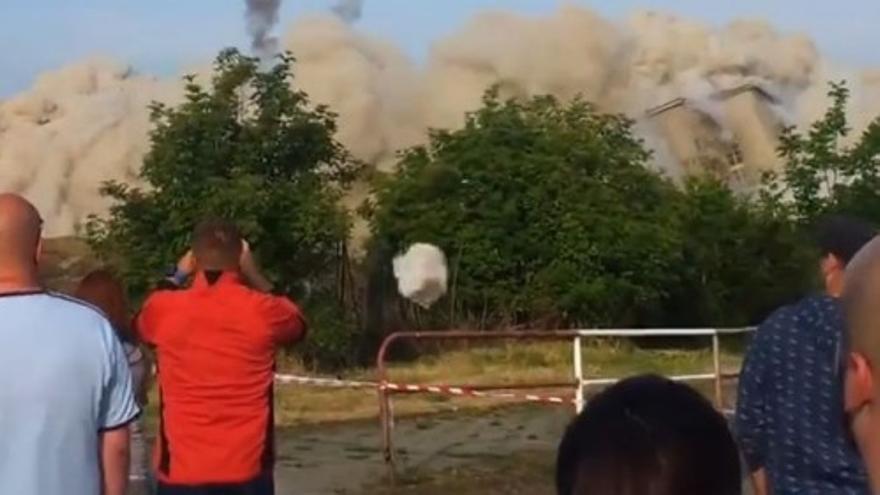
[75,269,153,495]
[0,194,139,495]
[137,218,306,495]
[736,215,875,494]
[556,375,741,495]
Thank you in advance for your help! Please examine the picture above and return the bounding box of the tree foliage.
[88,54,878,365]
[369,90,816,330]
[85,49,360,365]
[661,179,814,328]
[370,91,684,327]
[769,82,880,224]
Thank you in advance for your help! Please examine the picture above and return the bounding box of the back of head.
[844,236,880,361]
[74,269,131,341]
[814,215,877,267]
[556,375,741,495]
[0,194,42,274]
[192,218,242,272]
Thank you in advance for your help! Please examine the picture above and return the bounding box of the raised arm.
[240,241,273,293]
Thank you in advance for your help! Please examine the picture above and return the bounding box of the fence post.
[377,335,397,469]
[712,332,723,408]
[379,383,393,466]
[573,336,585,414]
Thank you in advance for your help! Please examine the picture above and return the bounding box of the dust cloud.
[245,0,282,58]
[331,0,364,24]
[2,5,879,236]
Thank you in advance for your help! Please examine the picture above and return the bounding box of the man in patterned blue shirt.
[737,215,875,495]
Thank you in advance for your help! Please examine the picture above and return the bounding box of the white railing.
[571,328,756,413]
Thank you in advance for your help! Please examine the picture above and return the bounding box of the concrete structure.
[646,84,783,192]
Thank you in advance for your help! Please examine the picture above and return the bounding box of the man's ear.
[846,352,875,414]
[822,253,845,276]
[34,237,42,265]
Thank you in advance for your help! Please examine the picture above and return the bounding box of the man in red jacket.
[138,219,307,495]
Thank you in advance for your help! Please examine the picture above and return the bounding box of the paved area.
[275,405,570,494]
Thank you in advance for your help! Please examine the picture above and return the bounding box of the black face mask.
[203,270,223,285]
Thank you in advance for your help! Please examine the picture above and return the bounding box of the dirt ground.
[272,382,747,495]
[274,405,570,494]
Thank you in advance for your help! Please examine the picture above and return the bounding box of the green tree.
[769,82,880,224]
[86,49,361,366]
[367,90,683,328]
[660,179,815,328]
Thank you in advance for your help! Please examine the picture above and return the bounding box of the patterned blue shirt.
[736,295,868,494]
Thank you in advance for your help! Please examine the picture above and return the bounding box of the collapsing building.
[646,84,784,192]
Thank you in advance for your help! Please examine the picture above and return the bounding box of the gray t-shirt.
[0,292,140,495]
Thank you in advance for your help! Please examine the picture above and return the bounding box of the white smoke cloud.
[2,5,880,236]
[393,243,448,309]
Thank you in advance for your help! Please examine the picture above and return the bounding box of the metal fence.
[375,327,755,465]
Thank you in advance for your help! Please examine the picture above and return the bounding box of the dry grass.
[270,339,744,426]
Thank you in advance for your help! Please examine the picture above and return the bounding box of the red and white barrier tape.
[274,374,573,405]
[381,382,573,405]
[274,374,376,389]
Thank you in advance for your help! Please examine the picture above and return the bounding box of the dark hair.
[556,375,741,495]
[192,217,243,271]
[75,269,134,344]
[814,215,876,266]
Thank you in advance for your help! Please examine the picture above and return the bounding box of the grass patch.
[269,338,743,426]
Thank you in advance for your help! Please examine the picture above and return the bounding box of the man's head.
[814,215,876,297]
[0,194,43,284]
[556,375,741,495]
[191,218,243,272]
[843,235,880,489]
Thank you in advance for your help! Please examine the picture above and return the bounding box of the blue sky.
[2,0,879,97]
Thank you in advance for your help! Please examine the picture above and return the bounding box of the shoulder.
[795,294,844,340]
[235,286,300,319]
[141,287,185,311]
[250,289,297,311]
[757,295,841,340]
[759,303,800,332]
[784,294,842,328]
[44,292,113,327]
[42,292,120,354]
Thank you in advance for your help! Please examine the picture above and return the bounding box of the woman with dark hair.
[556,374,741,495]
[76,269,152,495]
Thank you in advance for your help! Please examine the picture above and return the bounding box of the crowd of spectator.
[4,191,880,495]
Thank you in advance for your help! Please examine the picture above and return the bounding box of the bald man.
[843,235,880,492]
[0,194,140,495]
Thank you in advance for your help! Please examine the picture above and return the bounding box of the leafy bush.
[368,90,819,331]
[659,179,815,328]
[768,82,880,225]
[85,49,360,303]
[368,90,684,328]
